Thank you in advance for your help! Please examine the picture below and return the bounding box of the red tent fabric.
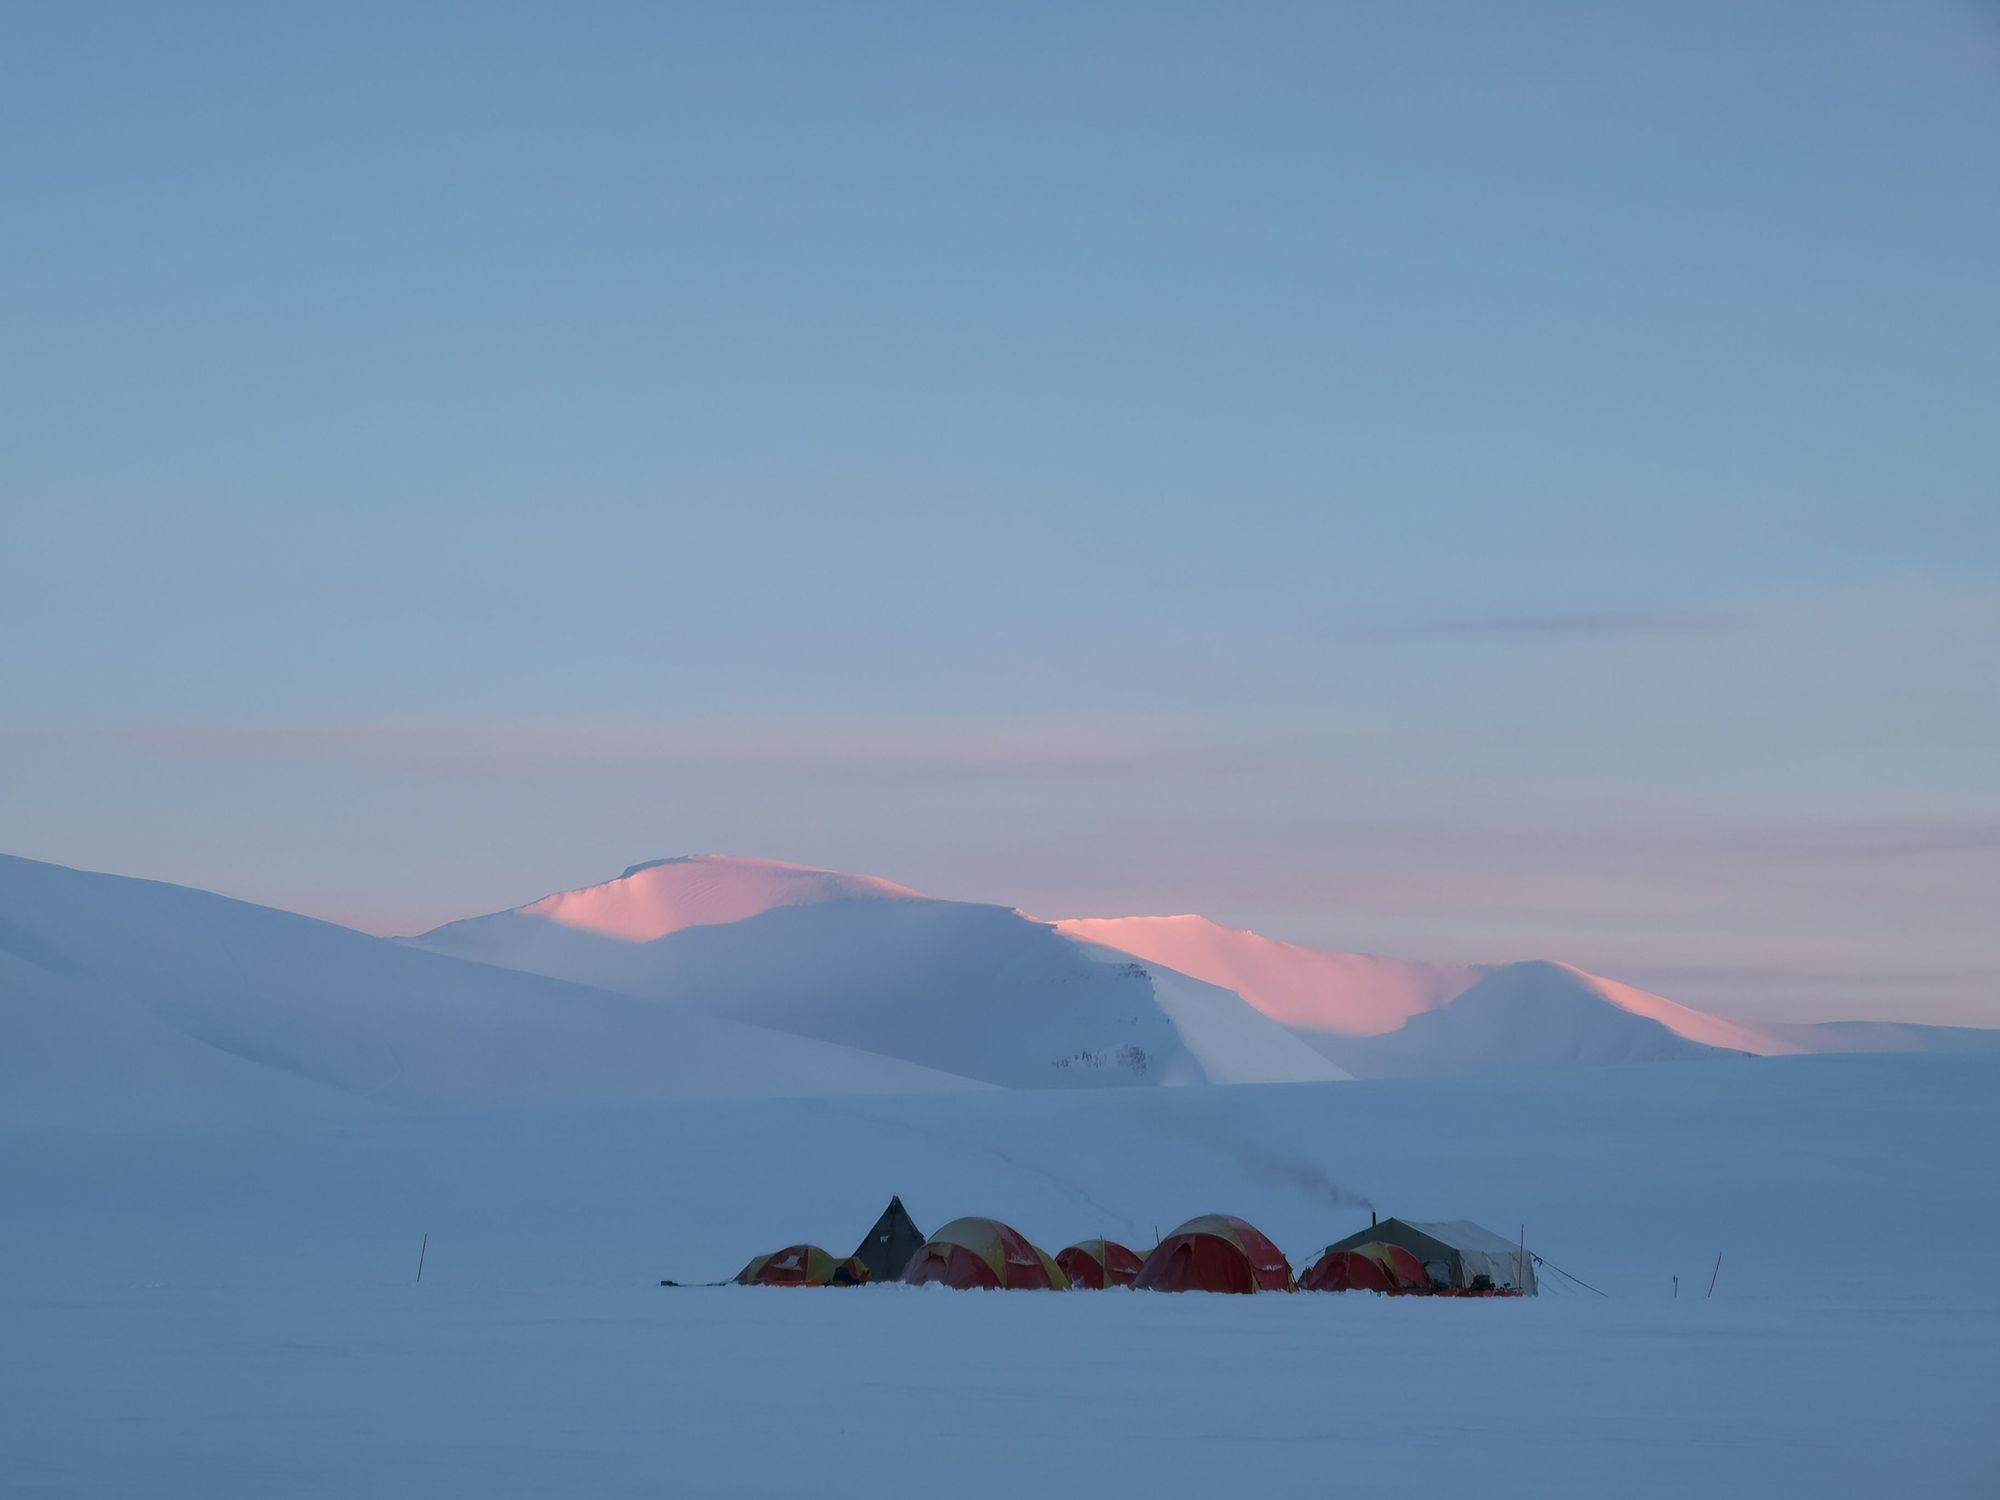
[900,1217,1069,1290]
[1298,1241,1431,1294]
[1055,1238,1144,1289]
[1133,1215,1294,1294]
[1299,1249,1393,1293]
[733,1244,870,1287]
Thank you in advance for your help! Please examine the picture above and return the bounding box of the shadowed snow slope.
[0,856,977,1124]
[415,865,1348,1088]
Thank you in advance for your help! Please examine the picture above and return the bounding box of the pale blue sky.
[3,3,1996,1022]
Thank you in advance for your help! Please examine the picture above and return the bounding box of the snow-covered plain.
[6,1055,1996,1497]
[6,851,1997,1494]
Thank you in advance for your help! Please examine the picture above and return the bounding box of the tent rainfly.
[1132,1214,1295,1294]
[735,1245,869,1287]
[1056,1238,1145,1289]
[851,1196,926,1284]
[900,1217,1069,1290]
[1317,1218,1537,1295]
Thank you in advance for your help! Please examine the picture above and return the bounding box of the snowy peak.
[414,866,1351,1090]
[535,854,922,933]
[498,854,922,943]
[1318,960,1793,1077]
[1052,915,1802,1074]
[1053,914,1478,1037]
[1522,961,1793,1057]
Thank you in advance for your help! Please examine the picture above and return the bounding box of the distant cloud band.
[1321,608,1744,645]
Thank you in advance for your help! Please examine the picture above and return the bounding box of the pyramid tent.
[851,1196,925,1284]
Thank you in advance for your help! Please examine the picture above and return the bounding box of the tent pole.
[1707,1252,1722,1298]
[1517,1224,1525,1293]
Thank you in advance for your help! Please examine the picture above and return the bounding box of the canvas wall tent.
[1055,1238,1144,1289]
[1132,1215,1294,1294]
[1298,1241,1430,1294]
[735,1244,869,1287]
[900,1217,1069,1290]
[1318,1218,1536,1294]
[851,1196,925,1284]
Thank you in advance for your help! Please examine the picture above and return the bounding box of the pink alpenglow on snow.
[1053,914,1478,1037]
[482,855,923,944]
[1557,964,1796,1056]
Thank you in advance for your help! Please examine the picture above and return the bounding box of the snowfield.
[4,1055,1997,1497]
[5,851,1998,1494]
[9,1286,1989,1500]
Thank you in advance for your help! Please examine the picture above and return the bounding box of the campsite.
[722,1203,1535,1294]
[8,3,1997,1493]
[6,1053,1995,1497]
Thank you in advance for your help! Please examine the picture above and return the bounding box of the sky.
[2,2,1996,1024]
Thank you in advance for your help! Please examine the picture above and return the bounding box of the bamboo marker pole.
[1707,1251,1722,1298]
[416,1233,428,1285]
[1518,1224,1526,1292]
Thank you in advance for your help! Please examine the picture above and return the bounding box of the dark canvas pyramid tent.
[851,1196,925,1284]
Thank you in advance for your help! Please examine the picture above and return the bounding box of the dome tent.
[1055,1238,1144,1289]
[1299,1241,1431,1294]
[1314,1218,1535,1295]
[734,1244,869,1286]
[1133,1215,1294,1294]
[900,1217,1069,1290]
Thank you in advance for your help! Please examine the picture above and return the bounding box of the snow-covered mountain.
[1051,913,1795,1073]
[1316,961,1788,1077]
[416,854,925,974]
[0,855,977,1124]
[1052,914,1480,1036]
[9,850,1992,1124]
[415,855,1996,1082]
[409,858,1347,1089]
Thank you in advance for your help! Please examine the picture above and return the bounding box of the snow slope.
[1318,961,1787,1077]
[1056,915,1816,1072]
[421,856,1997,1081]
[0,855,978,1124]
[3,1055,1995,1496]
[416,853,923,968]
[1054,913,1479,1034]
[412,859,1349,1088]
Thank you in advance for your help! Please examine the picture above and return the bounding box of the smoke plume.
[1228,1140,1374,1213]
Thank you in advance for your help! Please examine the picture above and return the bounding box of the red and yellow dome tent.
[735,1244,870,1287]
[1133,1215,1294,1294]
[1055,1238,1145,1289]
[901,1217,1069,1290]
